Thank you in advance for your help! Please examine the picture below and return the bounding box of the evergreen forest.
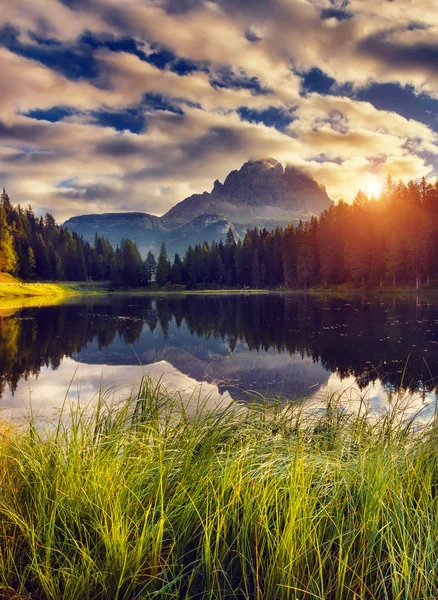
[1,175,438,290]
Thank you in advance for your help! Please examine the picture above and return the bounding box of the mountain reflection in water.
[1,293,438,420]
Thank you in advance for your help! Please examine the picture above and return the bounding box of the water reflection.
[1,293,438,417]
[1,358,233,425]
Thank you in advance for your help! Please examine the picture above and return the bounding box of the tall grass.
[0,381,437,599]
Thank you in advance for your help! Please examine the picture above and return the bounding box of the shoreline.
[1,278,437,304]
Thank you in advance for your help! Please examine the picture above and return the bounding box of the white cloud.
[0,0,437,219]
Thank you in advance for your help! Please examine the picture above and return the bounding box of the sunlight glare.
[364,175,382,198]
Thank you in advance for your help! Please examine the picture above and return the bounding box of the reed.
[0,381,437,599]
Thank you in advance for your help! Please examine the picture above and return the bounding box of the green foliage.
[0,204,17,274]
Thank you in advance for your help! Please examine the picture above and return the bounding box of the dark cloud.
[237,106,297,131]
[244,29,262,43]
[181,126,247,159]
[210,67,270,95]
[94,138,144,157]
[320,8,353,21]
[0,120,52,144]
[2,150,57,165]
[126,126,249,182]
[162,0,204,14]
[358,30,438,72]
[58,182,119,201]
[0,24,19,46]
[308,153,344,165]
[79,31,148,61]
[142,93,184,114]
[219,0,274,18]
[58,0,92,8]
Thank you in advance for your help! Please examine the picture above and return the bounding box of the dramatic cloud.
[0,0,437,220]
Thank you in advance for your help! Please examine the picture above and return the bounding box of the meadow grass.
[0,382,438,599]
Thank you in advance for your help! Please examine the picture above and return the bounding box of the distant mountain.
[64,158,332,256]
[63,212,169,255]
[162,158,332,228]
[168,214,238,252]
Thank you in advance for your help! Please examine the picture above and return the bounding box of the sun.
[363,175,383,198]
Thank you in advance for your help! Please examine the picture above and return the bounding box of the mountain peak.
[65,158,333,257]
[163,158,332,227]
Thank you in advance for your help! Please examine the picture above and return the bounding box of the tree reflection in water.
[1,294,437,400]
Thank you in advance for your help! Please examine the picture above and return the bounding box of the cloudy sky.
[1,0,438,221]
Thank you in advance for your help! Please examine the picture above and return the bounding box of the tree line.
[1,175,438,289]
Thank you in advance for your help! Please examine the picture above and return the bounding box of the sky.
[1,0,438,221]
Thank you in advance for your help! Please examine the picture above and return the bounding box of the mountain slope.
[64,158,332,256]
[63,212,169,254]
[162,158,332,228]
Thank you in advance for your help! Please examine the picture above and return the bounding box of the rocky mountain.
[64,158,332,256]
[162,158,332,228]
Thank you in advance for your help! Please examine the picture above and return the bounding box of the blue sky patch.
[24,106,76,123]
[91,108,147,133]
[237,106,296,131]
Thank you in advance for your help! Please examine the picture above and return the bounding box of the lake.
[1,292,437,423]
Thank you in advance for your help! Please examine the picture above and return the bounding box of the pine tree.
[144,250,157,284]
[0,205,17,273]
[27,247,36,280]
[1,188,13,215]
[156,243,170,286]
[170,253,183,284]
[209,245,223,285]
[224,228,236,285]
[386,232,403,288]
[282,224,297,288]
[251,252,261,288]
[121,239,143,287]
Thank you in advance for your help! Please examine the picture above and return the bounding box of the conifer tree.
[121,239,142,287]
[251,252,261,288]
[0,205,17,274]
[170,253,183,284]
[144,250,157,284]
[156,243,170,286]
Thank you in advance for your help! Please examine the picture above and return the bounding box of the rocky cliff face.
[162,158,332,228]
[64,158,332,256]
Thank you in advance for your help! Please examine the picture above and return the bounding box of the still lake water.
[1,293,438,423]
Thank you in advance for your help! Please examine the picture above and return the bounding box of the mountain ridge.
[64,158,332,255]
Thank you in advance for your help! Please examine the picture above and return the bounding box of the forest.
[1,175,438,289]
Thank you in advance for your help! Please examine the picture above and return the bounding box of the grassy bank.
[0,383,438,599]
[0,274,111,304]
